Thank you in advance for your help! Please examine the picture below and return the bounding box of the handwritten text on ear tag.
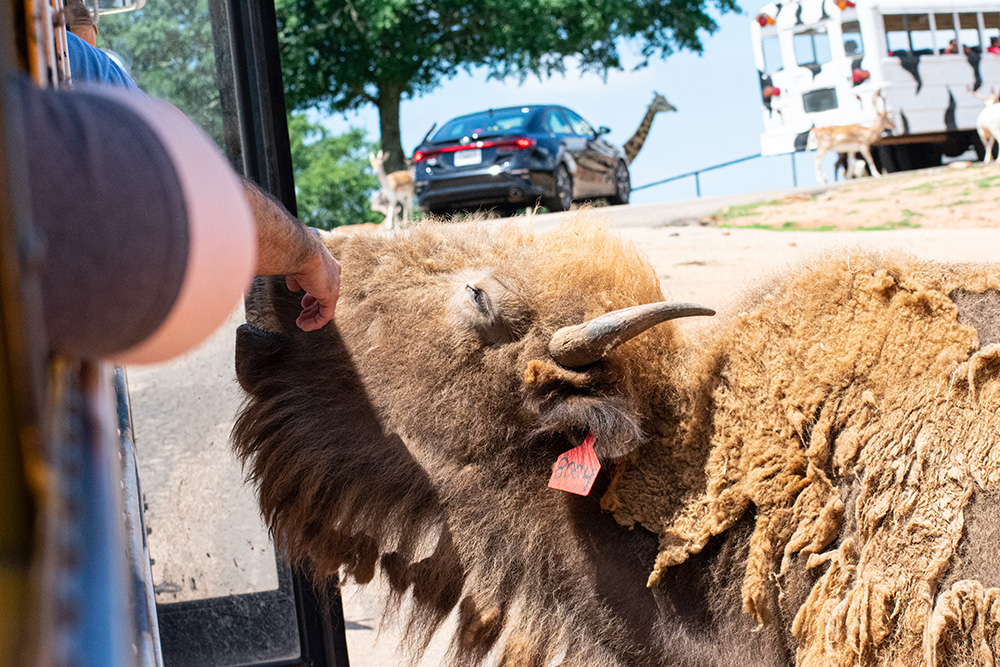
[548,432,601,496]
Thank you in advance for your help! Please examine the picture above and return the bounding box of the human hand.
[285,247,341,331]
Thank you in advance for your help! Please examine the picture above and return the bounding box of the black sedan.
[412,105,630,215]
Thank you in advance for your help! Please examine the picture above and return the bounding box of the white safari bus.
[751,0,1000,170]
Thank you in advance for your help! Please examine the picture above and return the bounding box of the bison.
[234,219,1000,666]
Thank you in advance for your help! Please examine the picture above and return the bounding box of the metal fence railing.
[633,152,801,197]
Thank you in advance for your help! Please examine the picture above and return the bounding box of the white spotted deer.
[369,150,414,229]
[809,91,895,183]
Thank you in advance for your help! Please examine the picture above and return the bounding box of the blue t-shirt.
[66,31,142,93]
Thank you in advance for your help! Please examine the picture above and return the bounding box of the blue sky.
[312,6,827,205]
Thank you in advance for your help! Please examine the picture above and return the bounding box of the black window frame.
[148,3,351,665]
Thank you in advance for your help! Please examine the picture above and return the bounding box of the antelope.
[369,150,414,229]
[809,91,895,183]
[967,85,1000,164]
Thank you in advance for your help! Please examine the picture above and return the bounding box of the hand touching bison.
[242,180,341,331]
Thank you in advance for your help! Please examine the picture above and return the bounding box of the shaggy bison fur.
[233,220,1000,666]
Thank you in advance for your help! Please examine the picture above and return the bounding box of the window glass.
[935,13,959,53]
[96,4,306,664]
[544,109,573,134]
[842,20,863,57]
[563,109,596,137]
[762,35,783,72]
[909,14,934,52]
[803,87,839,113]
[794,27,831,66]
[884,14,934,53]
[958,13,983,51]
[433,107,533,142]
[985,12,1000,53]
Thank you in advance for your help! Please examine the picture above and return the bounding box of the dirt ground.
[128,162,1000,666]
[703,161,1000,231]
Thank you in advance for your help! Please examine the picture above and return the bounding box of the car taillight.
[417,138,536,160]
[414,148,442,162]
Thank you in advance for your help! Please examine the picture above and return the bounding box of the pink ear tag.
[548,432,601,496]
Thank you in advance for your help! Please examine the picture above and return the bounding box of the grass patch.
[857,219,921,231]
[975,174,1000,189]
[854,197,884,203]
[901,208,924,218]
[845,209,859,215]
[712,199,787,221]
[934,199,974,207]
[901,178,965,193]
[719,221,836,232]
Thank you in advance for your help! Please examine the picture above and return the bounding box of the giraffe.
[622,92,676,165]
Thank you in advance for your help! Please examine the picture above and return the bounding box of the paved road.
[128,193,1000,665]
[528,183,841,229]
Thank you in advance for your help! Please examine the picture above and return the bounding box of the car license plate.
[453,149,482,167]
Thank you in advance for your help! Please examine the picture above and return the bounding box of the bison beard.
[234,220,1000,666]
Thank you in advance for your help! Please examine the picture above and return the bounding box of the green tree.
[97,0,223,145]
[287,115,382,229]
[275,0,737,172]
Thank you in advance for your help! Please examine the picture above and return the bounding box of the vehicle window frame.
[884,13,936,54]
[761,34,783,73]
[984,12,1000,49]
[114,1,350,665]
[793,26,832,66]
[842,20,864,58]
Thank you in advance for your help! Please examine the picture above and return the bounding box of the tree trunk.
[376,82,406,174]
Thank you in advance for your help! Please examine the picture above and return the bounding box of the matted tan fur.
[607,253,1000,666]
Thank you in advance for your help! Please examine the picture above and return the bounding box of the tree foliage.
[287,115,382,230]
[96,2,381,229]
[97,0,223,145]
[275,0,738,171]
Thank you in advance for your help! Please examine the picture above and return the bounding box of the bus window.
[884,14,910,52]
[794,27,831,66]
[762,35,783,72]
[985,12,1000,53]
[884,14,934,54]
[842,20,863,57]
[958,13,983,52]
[935,13,960,54]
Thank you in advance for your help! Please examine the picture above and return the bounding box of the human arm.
[241,181,341,331]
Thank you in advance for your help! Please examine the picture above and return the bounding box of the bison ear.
[236,275,300,394]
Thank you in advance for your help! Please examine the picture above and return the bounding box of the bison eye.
[466,285,490,316]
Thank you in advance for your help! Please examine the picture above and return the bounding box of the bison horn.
[548,302,715,369]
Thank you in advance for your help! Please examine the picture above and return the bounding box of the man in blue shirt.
[66,30,141,93]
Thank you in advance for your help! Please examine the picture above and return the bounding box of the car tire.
[545,165,573,212]
[607,160,630,206]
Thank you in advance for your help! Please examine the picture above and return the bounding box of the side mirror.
[597,125,612,136]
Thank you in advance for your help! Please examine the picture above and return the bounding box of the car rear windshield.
[431,108,534,143]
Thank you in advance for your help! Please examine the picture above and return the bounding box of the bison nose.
[548,301,715,369]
